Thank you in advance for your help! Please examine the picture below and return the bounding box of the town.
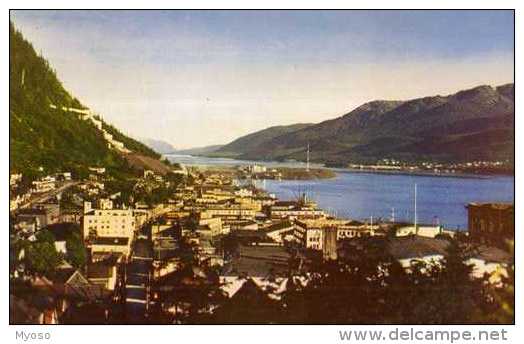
[9,159,514,324]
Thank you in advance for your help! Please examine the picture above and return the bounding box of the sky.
[10,10,514,149]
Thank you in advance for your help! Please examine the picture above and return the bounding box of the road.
[125,227,153,323]
[18,181,80,209]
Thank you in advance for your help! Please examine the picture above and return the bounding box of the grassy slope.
[9,22,162,181]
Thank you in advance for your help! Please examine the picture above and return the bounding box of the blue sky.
[10,10,514,148]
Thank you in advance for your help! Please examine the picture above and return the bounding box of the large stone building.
[466,203,514,249]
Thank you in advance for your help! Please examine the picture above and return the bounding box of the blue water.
[257,172,514,230]
[166,154,514,230]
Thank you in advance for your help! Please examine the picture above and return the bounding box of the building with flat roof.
[294,218,376,250]
[82,202,136,240]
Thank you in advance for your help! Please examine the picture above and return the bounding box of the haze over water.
[166,154,514,230]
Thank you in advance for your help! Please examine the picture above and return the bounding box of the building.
[201,206,257,220]
[269,201,325,220]
[248,164,267,174]
[88,167,106,174]
[32,176,56,193]
[262,220,295,243]
[338,236,512,282]
[89,237,131,257]
[87,260,118,291]
[466,203,514,249]
[322,227,338,260]
[396,225,455,238]
[10,173,22,187]
[82,202,136,240]
[294,218,376,250]
[17,202,60,229]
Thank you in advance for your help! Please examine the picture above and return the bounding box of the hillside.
[210,85,514,165]
[210,123,313,159]
[9,23,164,181]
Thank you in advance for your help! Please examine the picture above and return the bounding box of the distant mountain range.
[173,144,225,156]
[208,84,514,165]
[140,138,177,155]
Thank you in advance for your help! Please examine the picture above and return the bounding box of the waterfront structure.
[269,200,325,220]
[466,203,514,249]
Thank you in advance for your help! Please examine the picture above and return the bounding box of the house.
[262,220,295,243]
[10,173,22,187]
[211,278,281,324]
[55,172,72,181]
[17,202,60,229]
[32,176,56,193]
[220,245,291,293]
[10,294,58,324]
[88,166,106,175]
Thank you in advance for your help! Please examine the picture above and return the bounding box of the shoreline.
[332,167,513,179]
[165,154,513,180]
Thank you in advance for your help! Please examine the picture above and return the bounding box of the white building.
[82,202,136,240]
[396,225,456,238]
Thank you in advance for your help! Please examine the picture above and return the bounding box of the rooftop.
[91,237,129,246]
[466,203,514,210]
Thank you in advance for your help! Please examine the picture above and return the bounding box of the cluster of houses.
[9,172,74,211]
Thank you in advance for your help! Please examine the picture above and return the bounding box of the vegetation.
[207,236,514,324]
[9,22,159,183]
[23,230,62,277]
[101,120,160,159]
[66,231,87,269]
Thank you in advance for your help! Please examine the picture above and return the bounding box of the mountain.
[141,138,177,155]
[210,85,514,165]
[174,144,225,156]
[211,123,314,159]
[9,23,163,180]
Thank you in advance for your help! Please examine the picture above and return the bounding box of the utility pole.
[414,184,418,235]
[391,207,395,223]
